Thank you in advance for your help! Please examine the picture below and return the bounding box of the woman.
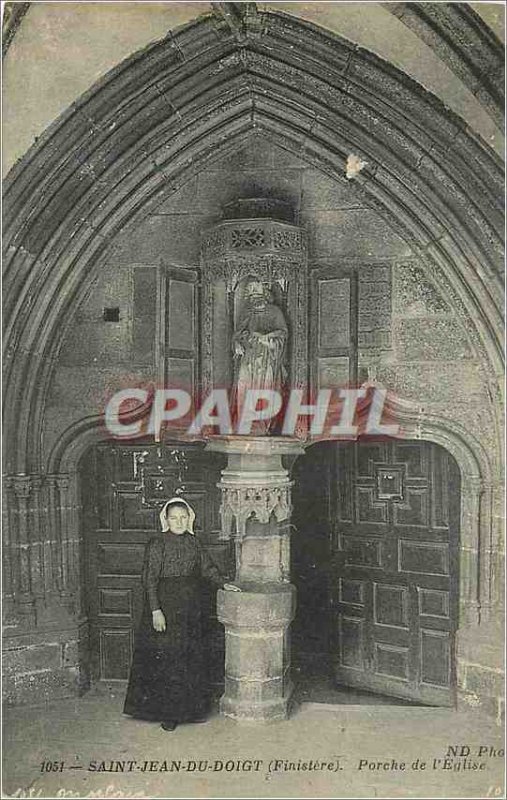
[123,497,239,731]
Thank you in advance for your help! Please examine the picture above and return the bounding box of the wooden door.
[292,439,460,705]
[81,443,230,691]
[332,440,460,705]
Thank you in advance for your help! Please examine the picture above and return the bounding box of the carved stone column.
[3,471,86,704]
[46,472,81,614]
[206,435,304,722]
[4,475,38,624]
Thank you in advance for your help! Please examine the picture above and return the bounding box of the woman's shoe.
[161,720,177,731]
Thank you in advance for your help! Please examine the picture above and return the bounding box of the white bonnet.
[159,497,196,534]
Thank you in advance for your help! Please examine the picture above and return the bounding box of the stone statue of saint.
[232,280,288,433]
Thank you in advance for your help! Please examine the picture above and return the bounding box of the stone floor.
[3,685,505,799]
[293,674,419,706]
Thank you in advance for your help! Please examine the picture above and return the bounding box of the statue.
[232,280,288,434]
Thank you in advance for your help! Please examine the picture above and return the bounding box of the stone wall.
[42,135,411,461]
[43,135,500,483]
[3,625,88,706]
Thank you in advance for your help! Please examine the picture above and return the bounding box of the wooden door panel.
[333,440,459,706]
[373,582,409,628]
[339,615,365,670]
[338,578,365,606]
[394,490,430,527]
[311,268,358,393]
[356,488,389,524]
[418,588,450,620]
[117,494,156,531]
[100,629,133,681]
[82,443,229,688]
[398,539,449,576]
[421,629,451,684]
[98,587,134,618]
[374,642,410,681]
[165,267,198,394]
[96,542,146,575]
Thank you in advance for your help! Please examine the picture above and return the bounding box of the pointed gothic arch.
[2,8,504,710]
[3,10,504,475]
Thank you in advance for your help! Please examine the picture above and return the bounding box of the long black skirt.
[123,577,209,722]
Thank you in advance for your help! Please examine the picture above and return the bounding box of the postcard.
[2,2,505,798]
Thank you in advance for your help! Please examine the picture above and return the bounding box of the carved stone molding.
[202,256,304,292]
[3,473,51,607]
[211,2,262,41]
[219,483,292,539]
[3,10,503,476]
[385,3,504,128]
[46,473,71,495]
[206,435,304,542]
[2,2,30,58]
[11,475,35,500]
[202,219,306,253]
[201,219,307,292]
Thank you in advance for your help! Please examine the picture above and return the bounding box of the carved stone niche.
[200,198,308,431]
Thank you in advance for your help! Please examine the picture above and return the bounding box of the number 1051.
[40,760,64,772]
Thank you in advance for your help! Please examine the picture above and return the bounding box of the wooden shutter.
[311,267,358,392]
[164,266,199,397]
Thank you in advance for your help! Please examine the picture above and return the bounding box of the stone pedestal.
[206,435,304,722]
[217,584,296,721]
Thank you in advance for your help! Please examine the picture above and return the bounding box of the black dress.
[123,532,224,723]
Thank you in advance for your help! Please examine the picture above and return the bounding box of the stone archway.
[3,9,503,709]
[5,399,493,710]
[3,10,503,477]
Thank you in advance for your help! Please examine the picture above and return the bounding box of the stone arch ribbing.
[3,10,504,474]
[385,2,504,127]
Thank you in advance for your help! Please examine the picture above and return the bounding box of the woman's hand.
[223,583,241,592]
[152,609,166,632]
